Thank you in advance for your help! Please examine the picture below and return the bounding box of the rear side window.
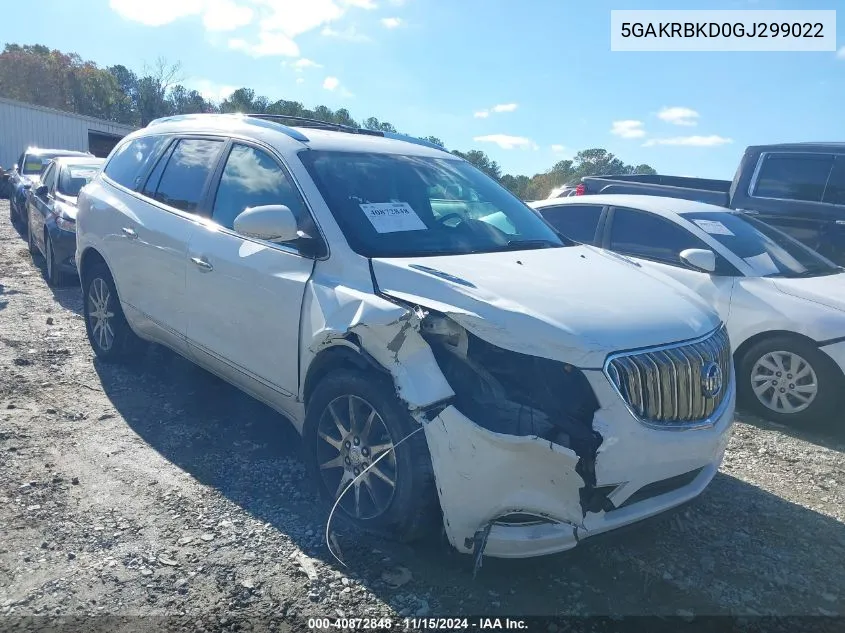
[822,157,845,205]
[753,154,834,202]
[609,207,707,265]
[104,136,171,190]
[540,204,603,244]
[152,138,225,213]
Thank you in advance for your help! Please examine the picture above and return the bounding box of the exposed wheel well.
[303,343,389,408]
[78,247,108,283]
[735,330,817,364]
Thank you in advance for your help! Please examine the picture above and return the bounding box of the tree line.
[0,43,656,200]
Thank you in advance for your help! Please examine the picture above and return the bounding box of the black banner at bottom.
[0,616,841,633]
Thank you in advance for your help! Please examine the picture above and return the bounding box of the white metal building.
[0,97,137,168]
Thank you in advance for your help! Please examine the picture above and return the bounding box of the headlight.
[56,215,76,233]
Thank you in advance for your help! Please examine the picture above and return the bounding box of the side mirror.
[35,185,48,197]
[680,248,717,273]
[233,204,299,243]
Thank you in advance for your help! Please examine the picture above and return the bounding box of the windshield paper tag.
[693,219,734,236]
[360,202,427,233]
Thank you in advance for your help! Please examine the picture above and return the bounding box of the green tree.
[1,43,659,198]
[451,149,501,180]
[422,136,445,147]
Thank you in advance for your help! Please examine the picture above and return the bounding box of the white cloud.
[229,31,299,57]
[111,0,251,31]
[473,103,517,118]
[838,46,845,58]
[323,76,340,91]
[342,0,377,8]
[109,0,204,26]
[296,77,305,84]
[321,24,371,42]
[611,120,646,139]
[111,0,377,56]
[185,78,238,102]
[657,106,700,126]
[643,135,733,147]
[292,57,322,70]
[381,17,403,28]
[474,134,535,150]
[203,0,253,30]
[551,144,566,153]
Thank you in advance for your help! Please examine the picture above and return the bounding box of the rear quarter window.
[103,136,171,191]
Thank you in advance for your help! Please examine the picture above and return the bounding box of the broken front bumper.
[423,370,735,559]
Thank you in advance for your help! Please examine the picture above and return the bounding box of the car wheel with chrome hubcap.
[739,335,842,428]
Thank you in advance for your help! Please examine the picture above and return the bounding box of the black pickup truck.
[575,143,845,265]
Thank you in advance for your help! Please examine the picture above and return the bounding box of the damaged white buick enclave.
[75,113,735,559]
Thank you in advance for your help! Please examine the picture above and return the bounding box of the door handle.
[190,256,213,272]
[121,227,138,239]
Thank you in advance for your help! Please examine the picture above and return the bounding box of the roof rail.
[381,132,445,151]
[146,113,446,151]
[246,114,384,138]
[146,113,309,142]
[245,114,356,133]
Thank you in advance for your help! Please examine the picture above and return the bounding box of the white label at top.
[693,219,735,236]
[611,10,837,52]
[360,202,428,233]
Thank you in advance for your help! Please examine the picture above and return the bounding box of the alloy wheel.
[316,394,397,520]
[87,277,116,352]
[750,350,818,415]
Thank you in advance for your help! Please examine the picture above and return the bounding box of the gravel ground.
[1,198,844,630]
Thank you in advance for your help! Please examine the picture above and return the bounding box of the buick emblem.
[702,362,723,398]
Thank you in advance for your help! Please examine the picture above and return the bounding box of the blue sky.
[2,0,844,179]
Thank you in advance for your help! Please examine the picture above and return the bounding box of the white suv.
[76,113,735,559]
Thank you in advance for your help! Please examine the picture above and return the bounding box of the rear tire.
[82,262,143,362]
[738,335,842,427]
[303,369,440,542]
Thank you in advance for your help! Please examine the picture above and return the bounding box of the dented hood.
[371,245,720,367]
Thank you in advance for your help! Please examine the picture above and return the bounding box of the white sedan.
[530,194,845,427]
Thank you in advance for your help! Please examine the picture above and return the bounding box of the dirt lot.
[1,198,844,629]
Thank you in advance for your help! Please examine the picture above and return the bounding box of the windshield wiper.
[501,239,561,251]
[769,267,842,278]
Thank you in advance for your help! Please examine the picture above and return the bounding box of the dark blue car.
[8,147,93,231]
[25,156,104,286]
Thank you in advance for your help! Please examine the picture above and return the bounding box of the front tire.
[9,197,19,228]
[738,335,842,427]
[26,215,39,258]
[45,234,66,287]
[303,369,440,542]
[82,262,143,362]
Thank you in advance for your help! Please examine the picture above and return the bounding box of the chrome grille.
[605,327,732,427]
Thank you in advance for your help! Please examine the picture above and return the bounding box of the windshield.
[683,211,841,278]
[22,156,48,175]
[299,151,568,257]
[58,164,100,196]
